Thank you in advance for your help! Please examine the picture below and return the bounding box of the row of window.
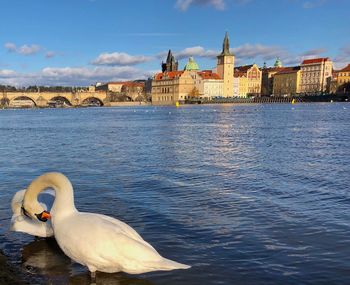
[338,72,350,77]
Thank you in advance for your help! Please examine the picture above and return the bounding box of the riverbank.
[0,251,27,285]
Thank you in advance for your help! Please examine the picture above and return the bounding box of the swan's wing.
[56,213,189,274]
[93,213,156,250]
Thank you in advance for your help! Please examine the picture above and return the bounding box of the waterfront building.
[299,58,333,94]
[337,64,350,93]
[234,64,262,96]
[233,71,248,97]
[217,32,234,98]
[273,67,301,96]
[151,71,195,105]
[121,82,145,101]
[261,58,285,96]
[162,50,179,73]
[151,33,234,104]
[195,70,223,99]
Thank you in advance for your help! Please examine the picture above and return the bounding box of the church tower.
[217,32,234,97]
[162,50,178,72]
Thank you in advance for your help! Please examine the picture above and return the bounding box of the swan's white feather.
[10,189,54,237]
[53,212,189,274]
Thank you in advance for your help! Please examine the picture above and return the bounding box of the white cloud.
[4,42,41,55]
[174,46,219,60]
[303,0,327,9]
[176,0,225,11]
[0,66,152,87]
[45,51,56,58]
[0,69,16,77]
[4,43,17,52]
[232,44,288,61]
[18,44,41,55]
[92,52,152,66]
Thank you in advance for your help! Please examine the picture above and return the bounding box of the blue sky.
[0,0,349,86]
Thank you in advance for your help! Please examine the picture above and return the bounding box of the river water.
[0,103,349,285]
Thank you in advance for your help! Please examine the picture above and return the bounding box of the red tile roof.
[302,58,329,65]
[198,71,221,80]
[275,66,300,75]
[234,71,247,77]
[338,64,350,72]
[154,71,184,80]
[234,65,254,73]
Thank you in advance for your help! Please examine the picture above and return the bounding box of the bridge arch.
[81,97,104,107]
[49,96,72,107]
[10,96,36,108]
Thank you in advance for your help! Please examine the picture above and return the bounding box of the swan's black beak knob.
[35,211,51,222]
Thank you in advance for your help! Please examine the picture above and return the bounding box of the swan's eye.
[21,206,31,218]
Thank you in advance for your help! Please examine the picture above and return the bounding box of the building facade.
[337,64,350,93]
[234,64,262,96]
[299,58,333,94]
[151,71,195,105]
[195,71,223,98]
[273,67,301,96]
[233,71,248,97]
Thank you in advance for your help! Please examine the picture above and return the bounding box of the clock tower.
[217,32,234,98]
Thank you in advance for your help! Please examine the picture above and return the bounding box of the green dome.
[184,57,199,71]
[274,57,282,68]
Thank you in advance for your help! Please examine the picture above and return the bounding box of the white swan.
[22,172,190,277]
[11,189,54,238]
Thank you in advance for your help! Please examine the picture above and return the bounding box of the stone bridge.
[0,91,110,107]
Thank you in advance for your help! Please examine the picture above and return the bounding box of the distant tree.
[189,87,200,98]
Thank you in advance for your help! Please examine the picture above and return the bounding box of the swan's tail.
[158,257,191,270]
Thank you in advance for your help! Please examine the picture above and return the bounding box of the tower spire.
[221,32,233,56]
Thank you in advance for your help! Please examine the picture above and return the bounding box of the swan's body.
[11,189,54,237]
[23,172,190,275]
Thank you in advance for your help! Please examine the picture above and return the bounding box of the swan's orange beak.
[42,211,51,220]
[35,211,51,222]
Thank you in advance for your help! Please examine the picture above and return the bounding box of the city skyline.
[0,0,349,86]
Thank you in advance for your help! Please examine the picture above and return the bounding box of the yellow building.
[273,67,301,96]
[216,32,234,98]
[233,71,248,97]
[337,64,350,93]
[234,64,262,96]
[300,58,333,94]
[151,71,195,105]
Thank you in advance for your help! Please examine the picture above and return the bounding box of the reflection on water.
[0,104,350,284]
[21,238,155,285]
[21,238,71,276]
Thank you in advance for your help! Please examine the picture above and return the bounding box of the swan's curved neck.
[25,172,77,218]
